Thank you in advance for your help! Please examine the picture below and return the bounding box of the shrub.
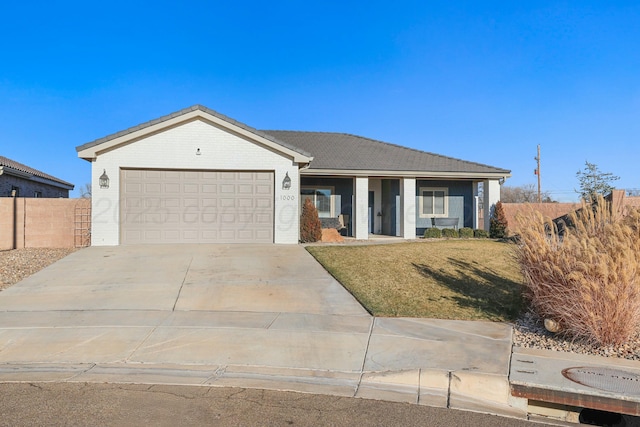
[300,198,322,242]
[490,201,508,238]
[514,197,640,346]
[474,229,489,238]
[423,228,441,238]
[459,227,474,238]
[441,228,458,238]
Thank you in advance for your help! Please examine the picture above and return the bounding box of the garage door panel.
[202,184,217,194]
[255,229,272,240]
[165,213,180,224]
[125,170,143,179]
[237,172,253,179]
[164,171,180,179]
[238,184,253,194]
[219,172,236,180]
[201,213,217,223]
[255,184,271,195]
[220,184,235,194]
[121,170,274,244]
[255,172,272,180]
[183,183,199,193]
[125,197,143,208]
[219,198,235,208]
[237,230,255,240]
[201,230,218,239]
[164,230,180,240]
[164,198,180,208]
[183,198,199,207]
[255,213,272,224]
[125,183,143,193]
[255,198,272,208]
[165,183,180,193]
[145,183,162,193]
[237,213,253,222]
[144,230,161,240]
[236,197,253,207]
[220,213,238,223]
[237,198,253,208]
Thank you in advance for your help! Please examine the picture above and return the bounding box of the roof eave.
[301,168,511,180]
[0,166,74,189]
[77,108,312,164]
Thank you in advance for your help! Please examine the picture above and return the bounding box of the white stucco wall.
[90,119,300,245]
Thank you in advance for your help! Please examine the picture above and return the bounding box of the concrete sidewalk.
[0,311,519,417]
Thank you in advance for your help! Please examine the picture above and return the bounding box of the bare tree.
[501,183,553,203]
[80,183,92,199]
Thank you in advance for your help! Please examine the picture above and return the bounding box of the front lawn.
[307,240,523,321]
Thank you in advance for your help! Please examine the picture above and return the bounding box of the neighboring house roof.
[0,156,74,189]
[262,130,511,178]
[76,105,312,160]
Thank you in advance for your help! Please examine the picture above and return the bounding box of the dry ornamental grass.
[515,197,640,347]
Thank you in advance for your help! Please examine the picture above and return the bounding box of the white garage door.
[121,169,274,244]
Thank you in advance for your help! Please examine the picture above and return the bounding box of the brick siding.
[0,175,70,198]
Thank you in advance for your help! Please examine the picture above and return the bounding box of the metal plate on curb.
[562,367,640,396]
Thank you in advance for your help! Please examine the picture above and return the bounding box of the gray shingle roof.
[0,156,74,188]
[76,104,509,176]
[76,105,311,158]
[261,130,510,175]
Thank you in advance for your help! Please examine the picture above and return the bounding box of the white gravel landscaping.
[513,311,640,361]
[0,248,77,290]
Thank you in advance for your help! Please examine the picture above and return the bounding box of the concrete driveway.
[0,244,517,417]
[0,244,367,315]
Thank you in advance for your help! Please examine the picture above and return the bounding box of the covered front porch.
[300,175,502,240]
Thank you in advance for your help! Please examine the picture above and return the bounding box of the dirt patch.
[0,248,77,291]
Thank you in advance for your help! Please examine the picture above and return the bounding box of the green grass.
[307,240,523,321]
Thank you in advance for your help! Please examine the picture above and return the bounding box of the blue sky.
[1,1,638,200]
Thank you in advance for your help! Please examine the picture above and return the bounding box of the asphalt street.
[0,383,558,427]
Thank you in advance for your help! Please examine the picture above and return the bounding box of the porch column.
[354,177,369,240]
[473,181,481,229]
[483,179,501,231]
[400,177,416,239]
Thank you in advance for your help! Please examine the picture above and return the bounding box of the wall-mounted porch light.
[99,169,110,189]
[282,172,291,190]
[196,148,201,155]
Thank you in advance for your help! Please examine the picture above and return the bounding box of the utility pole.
[534,145,541,203]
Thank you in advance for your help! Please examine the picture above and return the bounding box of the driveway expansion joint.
[172,256,193,312]
[354,317,376,395]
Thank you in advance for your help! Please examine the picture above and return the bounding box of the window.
[419,187,448,218]
[301,186,334,218]
[34,191,42,198]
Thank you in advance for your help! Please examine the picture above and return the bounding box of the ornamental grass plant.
[515,196,640,346]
